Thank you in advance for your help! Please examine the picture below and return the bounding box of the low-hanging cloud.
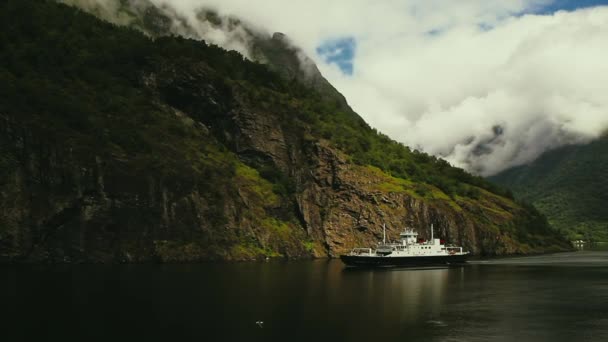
[62,0,268,59]
[65,0,608,176]
[324,6,608,175]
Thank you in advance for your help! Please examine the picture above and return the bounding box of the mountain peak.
[64,0,347,107]
[272,32,287,41]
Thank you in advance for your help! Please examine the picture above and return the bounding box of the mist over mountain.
[61,0,347,106]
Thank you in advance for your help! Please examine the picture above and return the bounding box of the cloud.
[332,7,608,175]
[67,0,608,176]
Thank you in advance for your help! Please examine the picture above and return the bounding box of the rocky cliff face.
[0,108,558,262]
[287,142,560,257]
[0,0,570,263]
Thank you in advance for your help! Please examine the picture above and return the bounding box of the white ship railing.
[350,248,373,256]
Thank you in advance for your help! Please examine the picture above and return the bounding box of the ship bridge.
[399,229,418,245]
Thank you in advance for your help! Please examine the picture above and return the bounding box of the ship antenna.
[431,224,434,244]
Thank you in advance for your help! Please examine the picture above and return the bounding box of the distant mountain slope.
[491,135,608,241]
[0,0,570,262]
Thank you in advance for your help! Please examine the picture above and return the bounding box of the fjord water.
[3,251,608,342]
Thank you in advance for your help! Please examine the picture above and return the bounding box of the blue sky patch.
[534,0,608,14]
[316,37,356,75]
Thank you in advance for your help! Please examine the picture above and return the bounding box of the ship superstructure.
[340,224,469,267]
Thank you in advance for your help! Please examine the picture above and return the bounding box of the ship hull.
[340,254,468,267]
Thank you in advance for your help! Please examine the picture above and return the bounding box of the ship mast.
[383,223,386,244]
[431,223,434,244]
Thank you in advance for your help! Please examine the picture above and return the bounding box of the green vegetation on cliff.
[0,0,306,261]
[0,0,569,262]
[491,135,608,242]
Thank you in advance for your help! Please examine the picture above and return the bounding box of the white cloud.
[73,0,608,175]
[316,6,608,175]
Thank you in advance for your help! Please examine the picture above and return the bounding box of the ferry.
[340,224,469,267]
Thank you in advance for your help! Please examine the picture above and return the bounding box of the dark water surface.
[3,251,608,342]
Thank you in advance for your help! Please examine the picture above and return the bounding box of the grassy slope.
[491,135,608,241]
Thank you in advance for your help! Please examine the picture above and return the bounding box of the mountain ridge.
[491,135,608,241]
[0,0,570,262]
[61,0,347,105]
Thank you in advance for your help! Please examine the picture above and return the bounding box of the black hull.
[340,254,468,267]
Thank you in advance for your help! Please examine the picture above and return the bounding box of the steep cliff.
[0,0,570,262]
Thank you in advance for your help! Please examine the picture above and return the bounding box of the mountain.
[60,0,345,103]
[0,0,570,262]
[491,135,608,241]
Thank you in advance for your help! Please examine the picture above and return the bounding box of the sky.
[534,0,608,13]
[101,0,608,176]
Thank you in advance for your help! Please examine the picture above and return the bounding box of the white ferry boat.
[340,224,469,267]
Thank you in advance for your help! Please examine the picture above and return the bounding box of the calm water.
[3,251,608,342]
